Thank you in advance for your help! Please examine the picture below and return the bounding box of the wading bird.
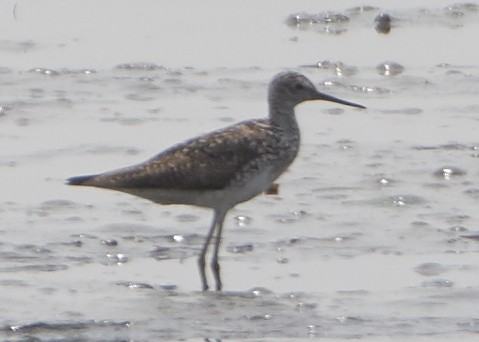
[67,71,365,291]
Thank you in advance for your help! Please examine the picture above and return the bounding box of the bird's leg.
[198,210,219,291]
[211,210,227,291]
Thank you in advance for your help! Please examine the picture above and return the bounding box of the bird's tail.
[66,175,95,186]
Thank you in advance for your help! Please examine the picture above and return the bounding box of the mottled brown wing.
[78,119,278,190]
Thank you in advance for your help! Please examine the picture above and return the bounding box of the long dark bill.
[316,91,366,109]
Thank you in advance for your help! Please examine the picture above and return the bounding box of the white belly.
[115,166,279,210]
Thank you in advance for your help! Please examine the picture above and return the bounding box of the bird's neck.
[268,101,298,131]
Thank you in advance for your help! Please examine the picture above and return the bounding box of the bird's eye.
[294,83,304,90]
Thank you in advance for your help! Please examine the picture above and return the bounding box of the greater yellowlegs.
[67,71,366,291]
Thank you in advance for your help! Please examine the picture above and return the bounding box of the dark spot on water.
[124,93,155,102]
[330,235,354,243]
[116,281,154,289]
[8,320,132,334]
[348,83,392,94]
[285,12,311,26]
[115,62,165,71]
[160,233,205,247]
[54,68,97,75]
[30,87,44,99]
[296,302,318,311]
[149,246,171,260]
[0,251,34,262]
[375,13,392,34]
[0,105,10,116]
[0,160,16,167]
[117,204,143,216]
[445,69,468,76]
[0,66,13,74]
[376,62,404,76]
[414,262,446,276]
[445,214,470,224]
[39,199,79,211]
[101,239,118,247]
[381,108,422,115]
[305,60,358,76]
[0,264,68,273]
[168,234,184,243]
[163,78,183,85]
[218,116,235,123]
[227,243,254,254]
[464,188,479,199]
[292,210,308,217]
[148,107,163,114]
[334,64,358,77]
[449,225,468,233]
[273,216,297,224]
[326,108,345,115]
[29,67,59,76]
[346,6,379,15]
[72,233,98,240]
[17,244,51,254]
[336,316,368,325]
[0,279,28,287]
[414,143,471,151]
[314,60,339,70]
[175,213,200,222]
[66,255,93,264]
[289,237,301,245]
[234,215,253,228]
[444,3,479,17]
[40,287,57,295]
[84,145,141,156]
[246,314,272,321]
[411,221,430,227]
[316,11,350,23]
[421,279,454,288]
[361,194,427,207]
[105,253,128,265]
[437,62,451,68]
[15,117,29,126]
[159,283,178,291]
[80,69,96,75]
[433,166,467,179]
[285,11,350,34]
[336,138,355,150]
[377,177,395,186]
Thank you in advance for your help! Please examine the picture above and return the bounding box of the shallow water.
[1,1,479,341]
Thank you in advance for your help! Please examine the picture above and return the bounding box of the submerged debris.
[286,11,351,34]
[375,13,393,33]
[414,262,446,276]
[433,166,467,179]
[29,67,59,76]
[115,62,165,71]
[376,62,404,76]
